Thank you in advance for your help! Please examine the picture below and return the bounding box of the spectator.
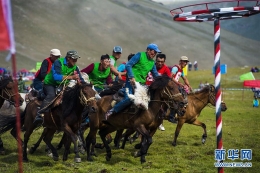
[194,61,198,71]
[18,74,26,93]
[188,62,192,71]
[254,67,259,72]
[253,97,259,107]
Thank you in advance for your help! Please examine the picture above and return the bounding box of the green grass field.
[0,67,260,173]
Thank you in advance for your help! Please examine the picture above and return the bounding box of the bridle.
[193,85,216,108]
[79,89,96,107]
[0,87,20,106]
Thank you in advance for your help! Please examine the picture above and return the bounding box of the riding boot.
[33,100,49,127]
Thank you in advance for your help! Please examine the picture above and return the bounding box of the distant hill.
[1,0,259,71]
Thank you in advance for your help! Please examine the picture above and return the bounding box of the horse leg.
[23,124,36,162]
[121,129,135,149]
[85,129,97,162]
[62,133,72,161]
[10,127,24,148]
[63,124,81,163]
[98,126,116,161]
[0,137,5,155]
[192,119,207,144]
[114,129,124,149]
[134,126,153,164]
[29,127,48,154]
[43,128,59,161]
[56,132,65,150]
[77,130,85,155]
[172,119,185,147]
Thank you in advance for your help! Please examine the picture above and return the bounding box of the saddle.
[111,91,139,115]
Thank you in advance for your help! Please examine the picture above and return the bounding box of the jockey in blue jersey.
[104,43,161,120]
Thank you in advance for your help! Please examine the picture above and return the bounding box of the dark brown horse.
[119,85,228,149]
[169,84,227,146]
[86,75,187,163]
[0,77,24,154]
[22,82,97,162]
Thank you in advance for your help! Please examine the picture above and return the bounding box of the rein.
[192,89,215,109]
[0,88,19,105]
[79,89,95,107]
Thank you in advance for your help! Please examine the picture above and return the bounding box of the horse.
[85,75,187,163]
[22,82,97,162]
[118,85,228,149]
[169,84,228,146]
[0,77,24,154]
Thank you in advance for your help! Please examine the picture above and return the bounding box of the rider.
[116,53,135,82]
[17,74,26,93]
[110,46,123,80]
[33,49,61,91]
[145,53,171,131]
[33,50,84,127]
[81,54,113,93]
[169,56,192,123]
[104,43,161,119]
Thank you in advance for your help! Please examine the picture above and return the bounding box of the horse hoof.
[202,139,206,144]
[22,158,29,162]
[47,152,53,158]
[90,152,97,157]
[172,142,177,147]
[29,148,35,154]
[134,151,141,158]
[74,157,81,163]
[0,150,5,155]
[106,155,111,161]
[134,143,141,149]
[87,157,93,162]
[141,159,146,164]
[53,156,59,161]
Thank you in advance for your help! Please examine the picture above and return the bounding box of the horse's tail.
[0,105,28,135]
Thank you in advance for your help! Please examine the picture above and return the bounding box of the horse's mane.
[0,78,13,90]
[62,83,92,119]
[192,84,213,95]
[148,75,171,99]
[99,80,124,97]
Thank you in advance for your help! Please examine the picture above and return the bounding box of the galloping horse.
[0,77,24,154]
[22,82,97,162]
[86,75,187,163]
[170,84,227,146]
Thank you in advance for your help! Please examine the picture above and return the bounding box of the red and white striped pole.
[214,18,223,173]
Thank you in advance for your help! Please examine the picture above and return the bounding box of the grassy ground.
[0,67,260,173]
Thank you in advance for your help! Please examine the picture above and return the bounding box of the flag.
[239,72,255,81]
[0,0,15,60]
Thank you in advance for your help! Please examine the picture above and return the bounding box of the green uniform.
[44,58,77,86]
[131,52,154,84]
[88,62,111,89]
[18,79,25,93]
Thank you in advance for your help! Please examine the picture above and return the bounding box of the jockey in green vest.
[33,50,85,127]
[81,54,113,93]
[104,43,161,120]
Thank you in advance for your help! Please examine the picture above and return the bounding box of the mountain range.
[1,0,259,71]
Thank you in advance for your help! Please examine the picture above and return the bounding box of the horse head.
[79,82,98,113]
[0,77,24,107]
[149,75,187,116]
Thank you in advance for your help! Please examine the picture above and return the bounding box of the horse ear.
[210,84,215,92]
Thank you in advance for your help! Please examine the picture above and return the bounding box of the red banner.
[0,0,10,50]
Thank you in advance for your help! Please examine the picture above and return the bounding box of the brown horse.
[22,82,97,162]
[119,85,228,149]
[0,77,24,154]
[86,75,187,163]
[170,84,227,146]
